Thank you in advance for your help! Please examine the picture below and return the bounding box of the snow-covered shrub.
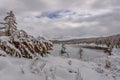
[105,57,112,69]
[76,68,83,80]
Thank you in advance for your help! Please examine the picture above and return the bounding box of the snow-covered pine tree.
[0,11,53,58]
[4,11,17,36]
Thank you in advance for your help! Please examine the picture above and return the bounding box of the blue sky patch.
[36,9,72,19]
[35,9,92,19]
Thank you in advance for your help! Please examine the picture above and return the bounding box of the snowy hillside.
[0,49,120,80]
[0,47,120,80]
[0,54,110,80]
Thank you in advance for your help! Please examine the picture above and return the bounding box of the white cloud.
[0,0,120,39]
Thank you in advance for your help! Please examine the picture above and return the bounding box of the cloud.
[0,0,120,39]
[92,0,120,9]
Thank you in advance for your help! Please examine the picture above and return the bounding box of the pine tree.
[4,11,17,36]
[0,11,53,58]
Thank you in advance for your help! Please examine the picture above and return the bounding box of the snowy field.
[0,44,120,80]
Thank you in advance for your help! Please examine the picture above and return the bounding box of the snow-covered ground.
[0,44,120,80]
[0,55,107,80]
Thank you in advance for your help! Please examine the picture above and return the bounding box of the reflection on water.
[50,44,107,64]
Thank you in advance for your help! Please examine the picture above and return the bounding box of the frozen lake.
[50,44,107,64]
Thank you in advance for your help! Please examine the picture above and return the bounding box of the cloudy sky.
[0,0,120,39]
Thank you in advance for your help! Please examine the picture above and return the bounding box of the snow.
[0,54,109,80]
[0,44,120,80]
[0,36,10,41]
[1,11,120,80]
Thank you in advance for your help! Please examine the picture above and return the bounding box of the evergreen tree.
[78,47,83,59]
[4,11,17,36]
